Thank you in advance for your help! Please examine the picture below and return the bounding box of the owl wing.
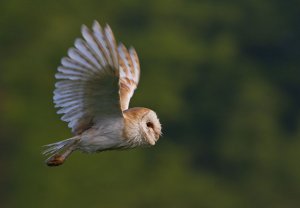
[118,44,140,111]
[54,21,140,135]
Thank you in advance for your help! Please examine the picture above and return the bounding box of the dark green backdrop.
[1,0,300,207]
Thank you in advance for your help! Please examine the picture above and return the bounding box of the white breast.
[77,117,129,153]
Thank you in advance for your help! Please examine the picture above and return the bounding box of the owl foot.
[46,154,65,167]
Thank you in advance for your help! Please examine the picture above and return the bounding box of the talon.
[46,155,65,167]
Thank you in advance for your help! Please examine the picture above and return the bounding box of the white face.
[141,110,162,145]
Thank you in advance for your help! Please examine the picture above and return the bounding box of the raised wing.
[54,21,122,135]
[118,44,140,111]
[54,21,141,134]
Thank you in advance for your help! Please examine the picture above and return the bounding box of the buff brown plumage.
[43,21,161,167]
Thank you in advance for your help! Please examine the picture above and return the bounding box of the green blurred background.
[1,0,300,207]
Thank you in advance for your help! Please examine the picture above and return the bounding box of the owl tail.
[43,136,80,167]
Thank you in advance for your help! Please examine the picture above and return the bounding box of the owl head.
[123,107,162,146]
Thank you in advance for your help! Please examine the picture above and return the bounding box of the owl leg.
[46,147,75,166]
[44,137,80,167]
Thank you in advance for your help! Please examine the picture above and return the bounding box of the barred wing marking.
[118,44,140,111]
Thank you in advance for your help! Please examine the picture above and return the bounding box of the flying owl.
[43,21,162,166]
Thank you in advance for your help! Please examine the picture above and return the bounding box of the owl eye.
[146,122,154,129]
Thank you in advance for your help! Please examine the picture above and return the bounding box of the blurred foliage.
[1,0,300,207]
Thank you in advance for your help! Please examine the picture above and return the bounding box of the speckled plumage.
[43,21,161,167]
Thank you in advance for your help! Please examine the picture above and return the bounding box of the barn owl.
[43,21,162,166]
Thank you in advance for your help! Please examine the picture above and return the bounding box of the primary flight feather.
[43,21,162,166]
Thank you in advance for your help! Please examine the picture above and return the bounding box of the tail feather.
[43,136,80,166]
[43,137,77,156]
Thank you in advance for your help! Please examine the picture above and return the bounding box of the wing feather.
[118,44,140,111]
[82,24,108,68]
[104,25,119,69]
[54,21,141,134]
[54,22,121,134]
